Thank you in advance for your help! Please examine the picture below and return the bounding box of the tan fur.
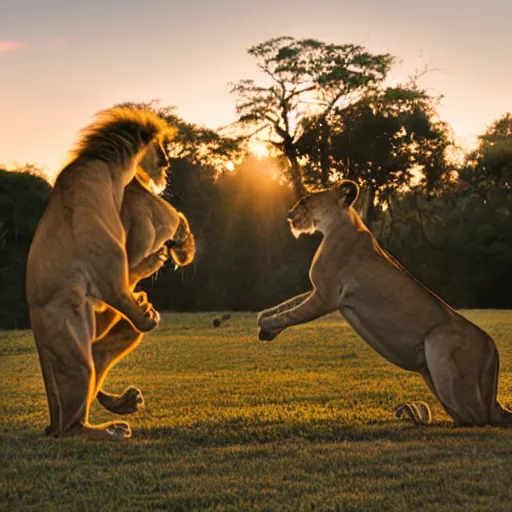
[257,180,512,427]
[93,178,195,416]
[26,107,176,440]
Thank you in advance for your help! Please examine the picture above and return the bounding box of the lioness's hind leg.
[93,319,144,415]
[424,328,496,426]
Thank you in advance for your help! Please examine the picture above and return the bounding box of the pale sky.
[1,0,511,175]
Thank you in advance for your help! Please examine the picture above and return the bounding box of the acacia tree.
[297,85,453,224]
[230,37,394,196]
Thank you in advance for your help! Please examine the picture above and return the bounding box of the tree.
[460,113,512,195]
[230,37,393,196]
[297,85,453,224]
[115,101,242,171]
[0,168,51,329]
[139,156,317,312]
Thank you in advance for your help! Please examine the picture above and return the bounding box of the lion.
[257,180,512,427]
[92,173,195,417]
[26,107,176,440]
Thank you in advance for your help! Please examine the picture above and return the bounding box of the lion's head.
[67,107,175,190]
[287,180,359,237]
[135,139,172,195]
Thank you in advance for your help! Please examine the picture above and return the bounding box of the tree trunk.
[365,187,376,228]
[319,119,330,187]
[288,159,306,197]
[282,135,306,197]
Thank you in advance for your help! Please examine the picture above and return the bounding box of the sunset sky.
[1,0,510,175]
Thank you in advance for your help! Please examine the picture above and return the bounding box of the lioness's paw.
[138,304,160,332]
[154,246,169,265]
[134,291,149,309]
[257,315,282,341]
[258,327,278,342]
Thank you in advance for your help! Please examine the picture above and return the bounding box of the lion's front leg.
[257,290,337,341]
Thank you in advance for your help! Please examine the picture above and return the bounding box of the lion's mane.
[65,107,175,171]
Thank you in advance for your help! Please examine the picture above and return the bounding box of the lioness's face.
[139,140,170,193]
[287,181,359,237]
[287,190,335,238]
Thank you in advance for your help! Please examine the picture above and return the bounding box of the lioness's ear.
[335,180,359,207]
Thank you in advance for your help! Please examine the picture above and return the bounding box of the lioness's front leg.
[258,292,311,322]
[257,290,337,341]
[129,246,168,283]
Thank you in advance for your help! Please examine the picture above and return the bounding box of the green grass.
[1,311,512,511]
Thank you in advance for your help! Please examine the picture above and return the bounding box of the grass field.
[1,311,512,511]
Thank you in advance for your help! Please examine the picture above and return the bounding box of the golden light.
[226,161,235,172]
[248,140,269,159]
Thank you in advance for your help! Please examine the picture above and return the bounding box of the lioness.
[26,108,175,440]
[257,180,512,427]
[93,173,195,417]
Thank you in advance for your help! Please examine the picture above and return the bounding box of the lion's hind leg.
[93,319,144,415]
[423,327,498,426]
[31,301,131,440]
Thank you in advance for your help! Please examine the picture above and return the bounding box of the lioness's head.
[287,180,359,237]
[137,139,171,194]
[166,213,196,267]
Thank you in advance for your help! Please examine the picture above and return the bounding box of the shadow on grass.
[3,418,512,455]
[133,419,511,446]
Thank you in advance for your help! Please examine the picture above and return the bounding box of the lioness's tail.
[70,107,175,169]
[394,401,432,426]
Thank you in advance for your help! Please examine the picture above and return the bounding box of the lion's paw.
[104,422,132,440]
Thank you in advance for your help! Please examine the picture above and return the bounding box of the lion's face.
[138,140,170,194]
[287,180,359,237]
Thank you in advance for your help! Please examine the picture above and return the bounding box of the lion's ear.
[335,180,359,207]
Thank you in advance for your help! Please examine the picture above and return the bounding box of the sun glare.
[248,140,269,159]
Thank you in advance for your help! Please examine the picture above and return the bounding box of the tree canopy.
[2,40,512,329]
[0,168,51,329]
[230,37,394,196]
